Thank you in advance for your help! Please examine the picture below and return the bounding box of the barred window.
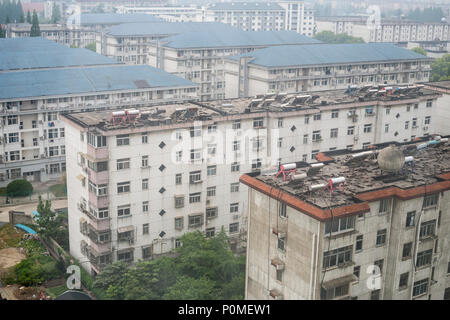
[323,245,353,268]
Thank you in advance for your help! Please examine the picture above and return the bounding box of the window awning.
[118,225,134,233]
[322,274,357,290]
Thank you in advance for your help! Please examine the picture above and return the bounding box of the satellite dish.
[377,145,404,173]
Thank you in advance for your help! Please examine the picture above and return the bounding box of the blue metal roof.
[164,30,321,49]
[80,13,163,25]
[227,43,431,67]
[106,22,236,36]
[0,65,197,100]
[0,38,118,71]
[208,2,283,11]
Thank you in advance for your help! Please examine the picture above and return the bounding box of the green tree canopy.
[93,230,246,300]
[26,10,31,23]
[430,54,450,82]
[0,0,24,24]
[35,196,58,239]
[411,47,427,56]
[6,179,33,196]
[84,43,96,52]
[407,7,444,23]
[30,10,40,37]
[314,31,365,44]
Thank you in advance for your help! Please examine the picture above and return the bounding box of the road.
[0,199,68,223]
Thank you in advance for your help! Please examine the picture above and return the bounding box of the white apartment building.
[62,85,442,275]
[0,38,198,186]
[223,43,432,98]
[117,2,315,36]
[147,30,321,101]
[241,140,450,300]
[96,22,236,65]
[423,81,450,137]
[316,17,450,43]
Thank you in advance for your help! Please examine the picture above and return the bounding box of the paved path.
[0,199,68,223]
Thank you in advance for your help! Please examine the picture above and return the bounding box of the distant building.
[241,139,450,299]
[223,43,432,98]
[0,38,198,185]
[423,81,450,136]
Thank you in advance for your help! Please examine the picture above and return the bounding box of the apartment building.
[62,84,442,275]
[148,30,321,101]
[0,38,198,185]
[240,139,450,300]
[97,22,236,64]
[316,17,450,43]
[423,81,450,136]
[118,2,315,36]
[223,43,432,98]
[74,0,164,13]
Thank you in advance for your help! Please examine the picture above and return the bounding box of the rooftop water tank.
[377,145,404,173]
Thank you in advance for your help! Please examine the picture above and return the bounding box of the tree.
[30,10,40,37]
[84,43,96,52]
[26,10,31,23]
[430,54,450,82]
[162,276,217,300]
[51,2,60,24]
[314,31,365,44]
[6,179,33,197]
[411,47,427,56]
[5,15,10,24]
[0,25,5,38]
[35,196,58,239]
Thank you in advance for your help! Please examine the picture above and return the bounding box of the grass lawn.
[0,224,24,250]
[48,184,67,197]
[46,284,68,298]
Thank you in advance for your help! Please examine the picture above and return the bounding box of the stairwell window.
[423,194,438,208]
[419,220,436,239]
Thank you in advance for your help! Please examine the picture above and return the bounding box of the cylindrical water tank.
[329,177,345,185]
[311,163,324,168]
[291,173,307,181]
[281,163,296,171]
[112,111,126,116]
[309,183,326,191]
[352,151,373,159]
[126,109,140,115]
[404,156,414,163]
[417,143,428,150]
[440,138,448,143]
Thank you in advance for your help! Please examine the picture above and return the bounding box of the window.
[189,192,201,203]
[116,134,130,146]
[413,278,429,297]
[376,229,387,246]
[312,131,321,142]
[412,118,417,127]
[379,198,391,213]
[142,201,149,213]
[253,117,264,128]
[189,215,203,228]
[190,149,201,161]
[370,290,380,300]
[323,245,353,268]
[419,220,436,238]
[117,181,130,194]
[175,217,184,230]
[313,113,321,121]
[205,227,215,238]
[374,259,384,274]
[252,159,262,170]
[207,144,217,155]
[304,116,309,124]
[175,173,182,185]
[207,123,217,133]
[207,186,216,197]
[232,140,240,151]
[364,124,372,133]
[330,128,338,138]
[142,247,151,259]
[117,205,131,217]
[325,216,355,234]
[303,134,308,144]
[277,118,283,128]
[278,235,286,251]
[426,100,432,108]
[230,183,239,193]
[142,179,148,190]
[347,126,354,135]
[416,249,433,268]
[384,124,389,133]
[355,235,363,251]
[424,116,431,125]
[279,203,286,218]
[399,272,409,289]
[141,133,148,144]
[331,110,339,118]
[402,242,413,259]
[423,194,438,208]
[48,128,58,139]
[207,165,217,176]
[232,120,241,130]
[229,222,239,233]
[117,158,130,170]
[276,269,283,282]
[175,196,184,208]
[189,171,201,184]
[231,162,240,172]
[190,127,202,137]
[49,146,59,157]
[141,155,149,168]
[321,284,349,300]
[230,203,239,213]
[117,251,133,262]
[143,224,149,235]
[406,211,415,227]
[405,121,409,129]
[354,266,360,278]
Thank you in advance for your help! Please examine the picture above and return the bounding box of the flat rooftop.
[63,84,438,131]
[227,43,431,67]
[0,65,197,100]
[0,38,119,71]
[249,139,450,211]
[79,13,163,25]
[207,2,284,11]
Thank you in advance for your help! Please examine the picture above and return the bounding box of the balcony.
[88,190,109,208]
[87,167,109,184]
[87,144,108,160]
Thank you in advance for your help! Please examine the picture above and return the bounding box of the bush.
[6,179,33,197]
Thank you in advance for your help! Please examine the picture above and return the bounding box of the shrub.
[6,179,33,197]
